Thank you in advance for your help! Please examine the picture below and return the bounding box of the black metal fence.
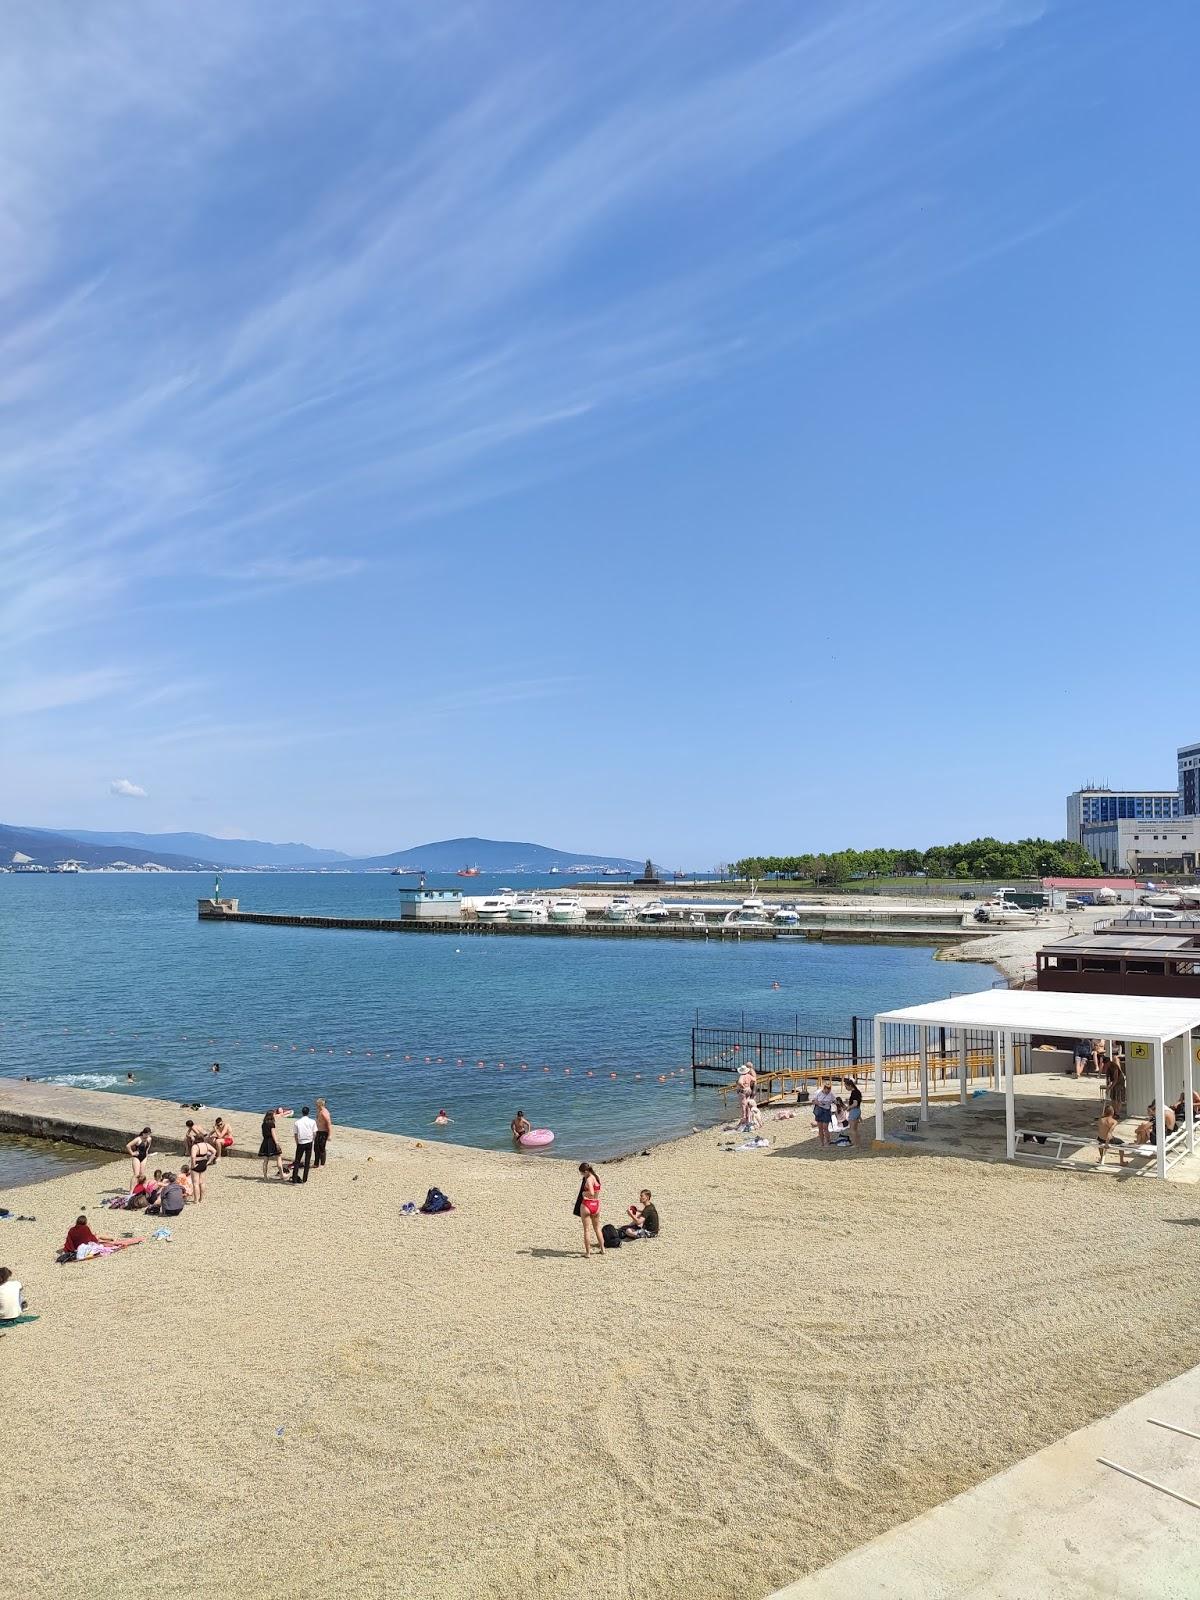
[691,1026,856,1086]
[693,1018,1034,1091]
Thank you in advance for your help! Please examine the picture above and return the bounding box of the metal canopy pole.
[1154,1039,1167,1180]
[959,1030,968,1106]
[1186,1032,1196,1157]
[1004,1029,1016,1160]
[873,1018,884,1145]
[919,1027,929,1123]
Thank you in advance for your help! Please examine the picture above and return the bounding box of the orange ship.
[457,865,481,877]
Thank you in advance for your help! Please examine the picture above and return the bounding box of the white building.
[1082,817,1200,875]
[1067,786,1181,844]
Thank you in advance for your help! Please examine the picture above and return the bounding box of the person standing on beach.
[125,1127,152,1184]
[842,1077,864,1146]
[812,1081,835,1147]
[259,1108,286,1180]
[189,1134,216,1203]
[313,1098,333,1168]
[575,1162,604,1257]
[292,1106,317,1183]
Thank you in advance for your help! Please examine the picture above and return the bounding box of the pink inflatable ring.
[519,1128,555,1148]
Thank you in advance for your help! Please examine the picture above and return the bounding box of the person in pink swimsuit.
[576,1162,604,1256]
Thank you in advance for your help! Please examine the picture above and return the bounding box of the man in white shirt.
[292,1106,317,1184]
[0,1266,27,1320]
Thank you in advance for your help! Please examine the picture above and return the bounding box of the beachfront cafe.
[870,990,1200,1179]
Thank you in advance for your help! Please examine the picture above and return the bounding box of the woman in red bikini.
[576,1162,604,1257]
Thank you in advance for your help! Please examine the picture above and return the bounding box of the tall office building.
[1179,742,1200,816]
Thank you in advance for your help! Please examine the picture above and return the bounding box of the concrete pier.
[197,905,983,945]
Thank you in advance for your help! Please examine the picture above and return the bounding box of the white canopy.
[872,989,1200,1178]
[877,990,1200,1046]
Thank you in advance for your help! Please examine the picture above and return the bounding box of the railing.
[693,1021,1030,1093]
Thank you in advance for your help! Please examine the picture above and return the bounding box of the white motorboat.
[508,895,548,924]
[475,889,518,922]
[741,897,768,916]
[548,898,587,923]
[605,895,635,922]
[971,893,1039,926]
[638,899,672,923]
[771,905,801,926]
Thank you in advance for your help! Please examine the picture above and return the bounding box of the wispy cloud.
[109,778,148,798]
[0,668,130,717]
[0,0,1051,715]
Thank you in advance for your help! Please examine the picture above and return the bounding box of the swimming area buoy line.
[0,1020,692,1088]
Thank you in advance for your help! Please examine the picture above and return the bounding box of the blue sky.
[2,1,1196,864]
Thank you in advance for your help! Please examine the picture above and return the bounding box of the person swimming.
[434,1109,451,1127]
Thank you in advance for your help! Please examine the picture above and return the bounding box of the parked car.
[959,891,976,900]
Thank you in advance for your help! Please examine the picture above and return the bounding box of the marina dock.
[197,903,986,944]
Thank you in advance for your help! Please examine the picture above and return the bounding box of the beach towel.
[0,1313,39,1326]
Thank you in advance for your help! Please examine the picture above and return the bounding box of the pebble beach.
[6,1099,1200,1599]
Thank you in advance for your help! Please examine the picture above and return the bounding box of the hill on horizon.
[344,836,643,872]
[1,823,222,871]
[29,827,350,868]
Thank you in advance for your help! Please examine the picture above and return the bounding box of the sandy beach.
[5,1093,1200,1600]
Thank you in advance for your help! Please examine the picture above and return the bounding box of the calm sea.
[0,872,995,1170]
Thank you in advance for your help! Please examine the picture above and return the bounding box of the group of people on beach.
[572,1163,660,1257]
[735,1063,864,1149]
[53,1098,339,1256]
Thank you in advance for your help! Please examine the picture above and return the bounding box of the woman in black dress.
[258,1108,286,1180]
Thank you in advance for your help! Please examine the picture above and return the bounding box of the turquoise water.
[0,873,995,1158]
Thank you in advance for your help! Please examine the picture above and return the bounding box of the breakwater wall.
[198,907,980,944]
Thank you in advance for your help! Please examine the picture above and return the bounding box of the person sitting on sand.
[63,1216,138,1260]
[127,1171,162,1210]
[148,1174,186,1217]
[1097,1103,1126,1166]
[511,1109,531,1143]
[211,1117,234,1161]
[0,1266,29,1321]
[433,1109,452,1126]
[619,1190,660,1241]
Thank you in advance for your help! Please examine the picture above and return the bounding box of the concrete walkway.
[773,1363,1200,1599]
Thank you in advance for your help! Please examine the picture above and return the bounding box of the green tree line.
[730,838,1102,883]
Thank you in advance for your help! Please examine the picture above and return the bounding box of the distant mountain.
[343,836,643,873]
[32,828,350,868]
[1,824,221,871]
